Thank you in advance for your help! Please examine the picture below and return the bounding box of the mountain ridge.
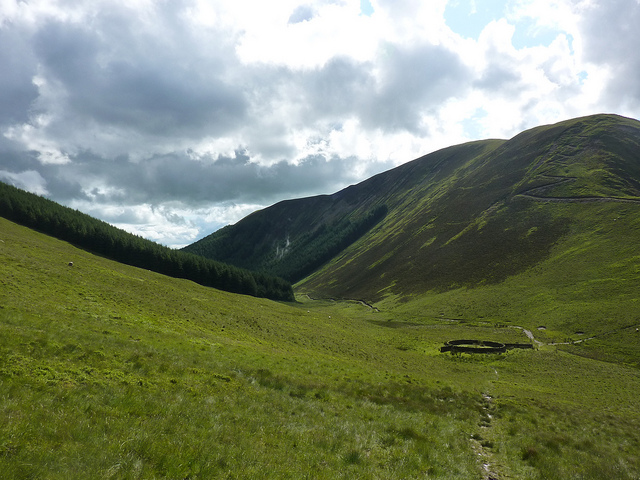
[184,113,640,302]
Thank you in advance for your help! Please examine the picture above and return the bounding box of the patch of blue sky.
[445,0,565,49]
[511,17,563,49]
[360,0,374,16]
[577,71,588,85]
[461,108,488,139]
[444,0,508,40]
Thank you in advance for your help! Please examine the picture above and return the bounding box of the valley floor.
[2,217,640,479]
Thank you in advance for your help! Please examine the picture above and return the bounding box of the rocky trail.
[471,391,502,480]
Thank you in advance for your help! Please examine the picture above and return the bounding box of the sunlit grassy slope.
[185,115,640,321]
[298,114,640,302]
[2,216,640,479]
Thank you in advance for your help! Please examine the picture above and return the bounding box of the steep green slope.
[185,114,640,302]
[3,217,640,479]
[296,114,640,300]
[185,201,388,283]
[0,216,476,478]
[183,138,503,281]
[377,198,640,365]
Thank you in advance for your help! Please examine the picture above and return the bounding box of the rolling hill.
[185,114,640,304]
[0,181,293,301]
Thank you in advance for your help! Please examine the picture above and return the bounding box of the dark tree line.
[0,181,294,301]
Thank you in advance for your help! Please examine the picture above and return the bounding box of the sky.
[1,0,639,248]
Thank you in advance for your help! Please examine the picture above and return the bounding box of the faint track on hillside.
[471,391,503,480]
[520,194,640,204]
[510,326,544,347]
[300,294,380,312]
[516,174,640,204]
[511,323,640,347]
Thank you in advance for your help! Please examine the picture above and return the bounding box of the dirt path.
[511,326,544,347]
[470,391,502,480]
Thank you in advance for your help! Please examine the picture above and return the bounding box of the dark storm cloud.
[30,5,246,142]
[38,149,393,207]
[0,137,39,170]
[0,142,43,193]
[474,64,522,93]
[115,152,390,204]
[580,0,640,108]
[302,56,375,120]
[0,25,39,126]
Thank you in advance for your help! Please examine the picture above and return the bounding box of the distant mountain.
[184,114,640,301]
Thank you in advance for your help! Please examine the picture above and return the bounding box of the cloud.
[363,42,471,133]
[288,5,316,23]
[0,169,48,195]
[24,147,394,246]
[0,0,638,247]
[578,0,640,109]
[25,148,392,207]
[24,6,247,158]
[0,25,39,127]
[474,63,522,92]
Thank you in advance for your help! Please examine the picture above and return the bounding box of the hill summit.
[183,114,640,301]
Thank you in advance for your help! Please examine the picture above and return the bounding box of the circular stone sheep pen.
[440,340,535,354]
[440,340,507,354]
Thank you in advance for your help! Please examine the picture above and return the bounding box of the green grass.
[297,114,640,302]
[376,201,640,342]
[2,217,640,479]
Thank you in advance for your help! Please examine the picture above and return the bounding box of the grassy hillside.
[2,217,640,479]
[298,114,640,301]
[185,203,388,283]
[0,181,293,301]
[183,139,502,284]
[375,198,640,363]
[184,114,640,310]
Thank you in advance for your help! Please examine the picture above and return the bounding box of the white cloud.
[0,0,638,247]
[237,1,379,67]
[0,169,48,195]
